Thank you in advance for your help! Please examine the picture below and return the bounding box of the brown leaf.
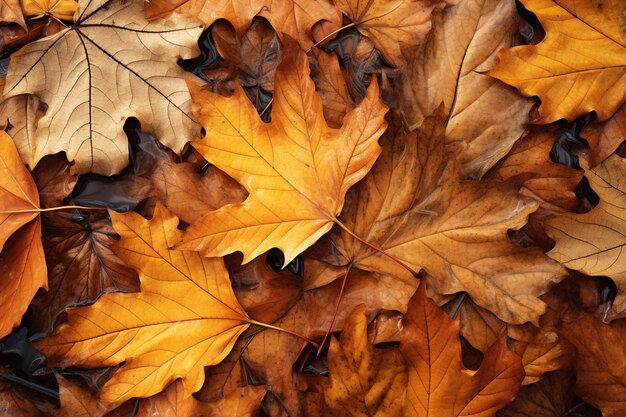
[333,0,445,66]
[581,104,626,167]
[35,204,250,404]
[559,312,626,417]
[398,0,534,178]
[21,0,78,21]
[544,154,626,321]
[400,284,524,417]
[0,371,56,416]
[56,374,110,417]
[309,47,353,128]
[178,39,388,264]
[4,0,203,174]
[0,0,26,28]
[488,0,626,123]
[332,110,565,324]
[322,304,408,417]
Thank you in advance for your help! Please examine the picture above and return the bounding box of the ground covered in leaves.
[0,0,624,416]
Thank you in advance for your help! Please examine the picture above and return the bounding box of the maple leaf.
[309,47,353,128]
[401,284,524,417]
[145,0,341,49]
[0,130,47,339]
[322,304,407,417]
[488,0,626,123]
[3,0,203,175]
[559,312,626,417]
[333,0,445,67]
[544,154,626,321]
[21,0,78,20]
[398,0,534,178]
[581,104,625,167]
[0,0,26,28]
[35,204,251,404]
[178,39,388,264]
[331,110,565,324]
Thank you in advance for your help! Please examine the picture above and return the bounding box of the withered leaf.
[401,284,524,417]
[323,304,408,417]
[3,0,202,174]
[35,204,250,404]
[489,0,626,123]
[21,0,78,20]
[178,39,388,265]
[332,110,565,324]
[398,0,534,178]
[581,104,626,168]
[0,0,26,28]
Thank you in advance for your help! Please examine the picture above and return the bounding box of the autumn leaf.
[178,39,388,264]
[56,374,111,417]
[3,0,203,175]
[581,104,626,167]
[0,369,57,416]
[309,47,353,128]
[333,0,445,67]
[398,0,534,178]
[146,0,341,49]
[401,284,524,417]
[35,204,251,404]
[559,312,626,417]
[0,0,26,28]
[544,154,626,321]
[21,0,78,20]
[488,0,626,123]
[322,304,407,417]
[331,110,565,324]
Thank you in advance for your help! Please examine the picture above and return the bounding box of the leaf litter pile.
[0,0,624,415]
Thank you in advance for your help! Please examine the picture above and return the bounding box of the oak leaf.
[322,304,408,417]
[331,110,565,324]
[401,284,524,417]
[544,154,626,321]
[398,0,534,178]
[333,0,445,66]
[0,130,47,339]
[178,40,388,264]
[3,0,203,175]
[559,312,626,417]
[21,0,78,20]
[56,374,111,417]
[581,104,626,167]
[488,0,626,123]
[35,204,251,404]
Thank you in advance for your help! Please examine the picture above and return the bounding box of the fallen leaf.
[309,47,353,128]
[322,304,408,417]
[331,110,565,324]
[3,0,203,174]
[401,284,524,417]
[146,0,341,50]
[544,154,626,321]
[0,370,57,416]
[559,312,626,417]
[178,39,388,264]
[333,0,444,66]
[488,0,626,123]
[135,379,265,417]
[21,0,78,20]
[35,204,251,404]
[581,104,626,167]
[56,374,110,417]
[398,0,534,178]
[0,0,26,28]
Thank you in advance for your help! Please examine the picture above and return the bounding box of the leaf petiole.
[246,319,320,350]
[0,205,105,214]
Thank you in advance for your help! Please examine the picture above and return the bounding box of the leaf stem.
[259,98,273,118]
[307,22,357,53]
[247,319,320,350]
[333,218,420,277]
[317,263,352,355]
[0,205,105,214]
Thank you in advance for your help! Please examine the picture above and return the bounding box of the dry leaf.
[309,48,353,128]
[20,0,78,20]
[0,130,46,339]
[332,110,565,324]
[0,0,26,28]
[0,370,56,416]
[3,0,202,174]
[322,304,408,417]
[178,39,388,264]
[544,154,626,321]
[488,0,626,123]
[56,374,110,417]
[581,104,626,167]
[333,0,444,66]
[559,313,626,417]
[398,0,534,178]
[35,204,250,404]
[400,284,524,417]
